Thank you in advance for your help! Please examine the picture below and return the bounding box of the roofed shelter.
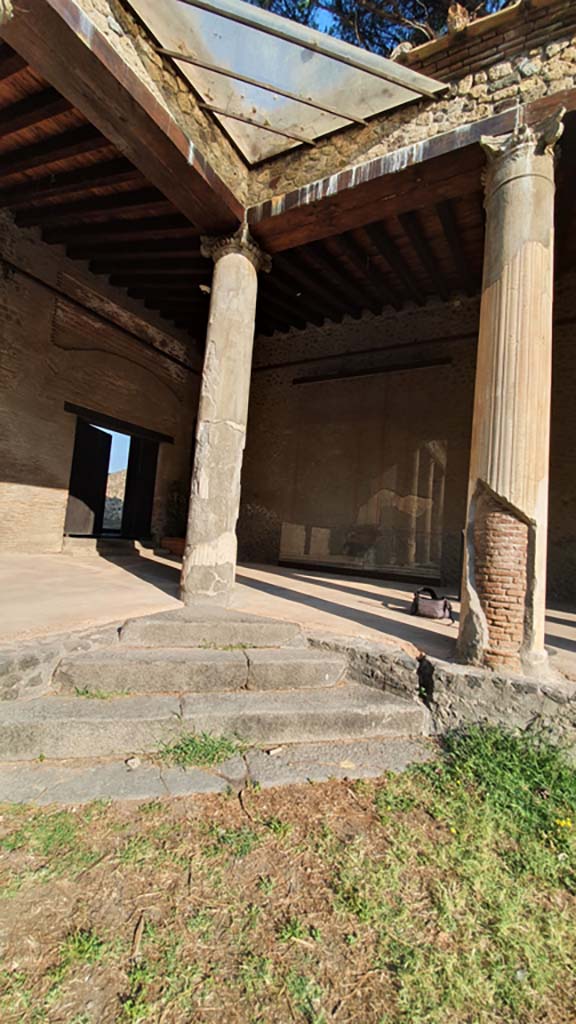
[0,0,575,676]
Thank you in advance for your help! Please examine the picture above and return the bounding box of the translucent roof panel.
[128,0,446,164]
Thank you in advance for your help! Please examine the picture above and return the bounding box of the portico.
[0,0,575,689]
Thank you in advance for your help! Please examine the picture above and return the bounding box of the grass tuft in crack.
[159,731,243,769]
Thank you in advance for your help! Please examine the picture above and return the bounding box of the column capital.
[480,107,565,200]
[201,224,272,273]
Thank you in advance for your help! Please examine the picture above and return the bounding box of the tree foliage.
[249,0,510,55]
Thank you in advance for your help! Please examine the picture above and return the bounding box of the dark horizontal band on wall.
[292,357,452,386]
[64,403,174,445]
[278,560,442,586]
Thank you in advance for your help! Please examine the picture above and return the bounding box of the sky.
[94,427,131,474]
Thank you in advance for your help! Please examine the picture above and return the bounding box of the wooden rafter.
[356,223,425,307]
[0,126,111,178]
[435,199,477,296]
[0,159,141,209]
[398,211,450,301]
[0,0,242,230]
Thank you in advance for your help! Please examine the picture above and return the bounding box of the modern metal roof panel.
[128,0,446,164]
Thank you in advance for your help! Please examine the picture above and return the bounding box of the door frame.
[64,403,174,539]
[64,403,174,447]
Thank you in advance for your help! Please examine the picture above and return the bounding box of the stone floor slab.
[0,759,227,804]
[245,737,436,788]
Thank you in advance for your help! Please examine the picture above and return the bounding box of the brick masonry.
[0,212,199,553]
[473,490,529,669]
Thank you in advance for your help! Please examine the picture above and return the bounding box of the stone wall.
[240,269,576,599]
[0,213,199,553]
[247,0,576,204]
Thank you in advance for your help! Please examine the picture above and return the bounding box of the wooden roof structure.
[0,0,575,346]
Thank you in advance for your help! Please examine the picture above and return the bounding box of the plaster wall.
[0,217,199,553]
[240,271,576,600]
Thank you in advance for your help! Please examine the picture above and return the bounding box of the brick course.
[473,491,529,669]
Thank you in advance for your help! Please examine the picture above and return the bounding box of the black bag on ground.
[410,587,454,623]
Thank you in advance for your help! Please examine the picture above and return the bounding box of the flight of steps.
[0,608,431,801]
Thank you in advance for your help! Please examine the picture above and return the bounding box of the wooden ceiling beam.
[357,223,425,306]
[435,199,477,296]
[15,188,171,227]
[300,244,374,317]
[89,255,206,273]
[257,294,308,331]
[326,233,401,311]
[0,87,73,140]
[70,239,202,260]
[106,268,209,283]
[398,211,451,301]
[43,216,197,245]
[272,256,348,322]
[0,0,242,231]
[0,158,141,210]
[0,45,26,83]
[127,288,206,301]
[263,277,325,326]
[248,92,576,253]
[0,125,110,179]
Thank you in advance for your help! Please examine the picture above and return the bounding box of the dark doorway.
[122,436,159,539]
[64,404,172,540]
[64,420,111,536]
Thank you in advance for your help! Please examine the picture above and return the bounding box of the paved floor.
[1,550,575,668]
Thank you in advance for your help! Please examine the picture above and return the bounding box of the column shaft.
[181,230,270,603]
[458,112,563,670]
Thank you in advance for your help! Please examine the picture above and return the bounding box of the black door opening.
[121,436,159,539]
[64,405,172,540]
[64,420,111,537]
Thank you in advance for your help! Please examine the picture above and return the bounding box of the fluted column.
[181,226,271,604]
[458,111,564,671]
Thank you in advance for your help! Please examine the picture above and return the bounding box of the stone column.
[457,111,564,672]
[181,226,271,604]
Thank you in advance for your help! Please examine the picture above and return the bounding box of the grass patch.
[159,731,242,768]
[0,726,574,1023]
[74,686,123,699]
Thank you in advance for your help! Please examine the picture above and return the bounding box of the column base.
[180,563,235,607]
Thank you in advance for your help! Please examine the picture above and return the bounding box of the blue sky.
[95,427,131,473]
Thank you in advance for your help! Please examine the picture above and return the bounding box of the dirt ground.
[0,749,575,1024]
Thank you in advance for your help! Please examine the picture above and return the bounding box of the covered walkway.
[1,551,575,676]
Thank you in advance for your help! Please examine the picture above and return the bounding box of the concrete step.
[0,685,428,761]
[120,608,303,649]
[62,537,146,557]
[54,646,346,695]
[0,739,436,805]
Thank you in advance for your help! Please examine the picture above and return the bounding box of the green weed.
[286,971,326,1024]
[204,823,261,859]
[159,731,241,768]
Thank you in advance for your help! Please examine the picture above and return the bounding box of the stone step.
[54,646,346,695]
[0,739,436,804]
[62,537,146,557]
[120,608,303,649]
[0,685,428,761]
